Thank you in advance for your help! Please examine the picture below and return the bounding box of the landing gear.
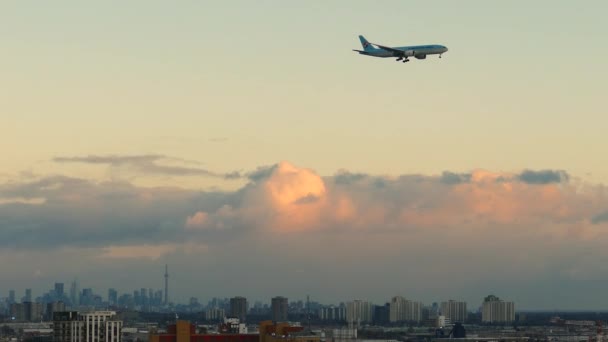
[402,58,409,63]
[396,57,403,61]
[439,54,442,58]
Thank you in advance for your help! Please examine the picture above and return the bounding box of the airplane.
[353,35,448,63]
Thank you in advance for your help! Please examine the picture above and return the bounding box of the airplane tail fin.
[359,35,376,52]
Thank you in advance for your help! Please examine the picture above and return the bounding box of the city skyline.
[2,1,608,311]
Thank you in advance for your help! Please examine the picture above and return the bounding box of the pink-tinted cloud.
[185,211,209,229]
[4,160,608,308]
[186,162,608,238]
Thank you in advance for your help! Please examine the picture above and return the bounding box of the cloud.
[334,170,368,185]
[185,211,209,229]
[518,169,569,184]
[245,164,278,182]
[53,154,241,179]
[0,162,602,249]
[592,211,608,224]
[4,160,608,308]
[99,244,180,260]
[440,171,471,184]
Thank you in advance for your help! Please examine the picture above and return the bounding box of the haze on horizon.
[1,0,608,311]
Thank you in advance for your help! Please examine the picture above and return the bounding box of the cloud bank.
[1,160,608,309]
[53,154,242,179]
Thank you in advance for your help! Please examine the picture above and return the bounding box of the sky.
[1,0,608,310]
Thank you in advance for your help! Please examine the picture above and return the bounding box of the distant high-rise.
[440,300,467,323]
[81,288,93,306]
[346,300,373,325]
[70,279,79,307]
[9,290,15,304]
[140,288,147,307]
[55,283,65,298]
[230,296,248,321]
[154,290,163,306]
[164,264,169,305]
[108,289,118,306]
[271,296,288,322]
[389,296,422,322]
[24,289,32,302]
[481,295,515,323]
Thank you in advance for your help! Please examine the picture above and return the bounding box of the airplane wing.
[372,43,411,56]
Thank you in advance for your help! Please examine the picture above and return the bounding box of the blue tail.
[359,35,377,52]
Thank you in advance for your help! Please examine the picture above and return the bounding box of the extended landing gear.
[439,54,442,58]
[402,58,409,63]
[396,57,409,63]
[396,57,403,61]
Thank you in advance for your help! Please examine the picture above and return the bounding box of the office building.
[481,295,515,323]
[229,296,248,321]
[441,300,467,323]
[53,310,122,342]
[271,296,288,322]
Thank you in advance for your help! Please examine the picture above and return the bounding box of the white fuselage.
[363,44,447,58]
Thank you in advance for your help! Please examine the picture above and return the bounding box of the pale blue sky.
[2,0,607,183]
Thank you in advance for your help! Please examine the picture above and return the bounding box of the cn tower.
[164,264,169,305]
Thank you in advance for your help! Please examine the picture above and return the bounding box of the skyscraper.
[108,289,118,306]
[70,279,79,307]
[271,296,288,322]
[9,290,15,304]
[140,288,147,307]
[230,296,248,321]
[24,289,32,302]
[55,283,65,298]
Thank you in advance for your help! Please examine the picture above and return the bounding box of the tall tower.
[164,264,169,305]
